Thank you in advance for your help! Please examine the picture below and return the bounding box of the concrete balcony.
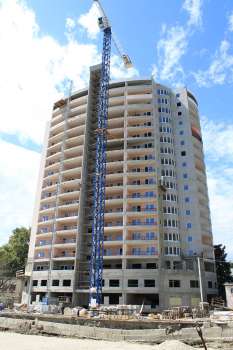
[61,179,81,190]
[44,171,59,181]
[127,115,152,125]
[107,128,124,140]
[49,130,64,145]
[127,148,154,156]
[58,201,79,210]
[127,104,152,114]
[127,158,156,166]
[126,239,158,245]
[44,161,60,172]
[42,183,57,192]
[38,218,55,226]
[53,240,76,249]
[39,205,56,214]
[108,95,124,106]
[106,173,124,182]
[127,223,158,230]
[127,93,152,103]
[56,215,78,224]
[56,227,77,235]
[40,193,57,204]
[104,240,123,247]
[36,231,53,238]
[105,198,123,207]
[63,155,83,168]
[33,256,50,263]
[108,117,124,129]
[62,166,82,178]
[34,241,52,249]
[127,198,156,207]
[53,255,75,261]
[58,190,80,200]
[64,144,84,158]
[104,212,123,219]
[108,105,125,116]
[104,226,123,234]
[46,149,61,162]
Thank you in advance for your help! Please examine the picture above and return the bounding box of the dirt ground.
[0,332,231,350]
[0,332,158,350]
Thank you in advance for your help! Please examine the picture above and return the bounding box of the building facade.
[25,66,217,310]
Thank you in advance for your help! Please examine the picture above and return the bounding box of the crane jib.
[89,27,112,306]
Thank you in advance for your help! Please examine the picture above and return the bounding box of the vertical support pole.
[197,256,204,309]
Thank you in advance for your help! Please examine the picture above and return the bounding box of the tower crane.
[89,0,132,306]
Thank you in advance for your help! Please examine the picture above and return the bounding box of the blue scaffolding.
[89,27,112,305]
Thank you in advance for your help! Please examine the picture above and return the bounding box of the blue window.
[179,121,183,125]
[180,140,185,145]
[37,252,45,258]
[179,130,184,135]
[187,223,192,229]
[184,185,189,191]
[183,173,188,179]
[145,218,155,225]
[188,236,192,242]
[132,232,141,240]
[146,232,155,240]
[185,197,190,203]
[132,219,141,225]
[186,210,191,215]
[182,162,187,167]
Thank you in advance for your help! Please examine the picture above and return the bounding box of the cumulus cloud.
[153,0,203,85]
[193,40,233,86]
[78,2,100,39]
[0,139,40,245]
[0,0,138,147]
[154,25,187,82]
[201,117,233,258]
[183,0,202,27]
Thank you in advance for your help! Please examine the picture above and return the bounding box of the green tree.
[0,227,30,276]
[214,244,233,300]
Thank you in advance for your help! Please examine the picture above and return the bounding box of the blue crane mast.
[90,0,132,306]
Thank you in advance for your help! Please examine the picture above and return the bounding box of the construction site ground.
[0,311,233,349]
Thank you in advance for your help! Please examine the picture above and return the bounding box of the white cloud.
[78,2,100,40]
[183,0,202,27]
[0,0,138,146]
[153,0,203,85]
[228,12,233,32]
[110,55,139,80]
[193,40,233,86]
[65,17,76,32]
[0,139,40,245]
[201,117,233,258]
[155,25,187,82]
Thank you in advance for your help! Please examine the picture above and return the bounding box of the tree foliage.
[214,244,233,300]
[0,227,30,276]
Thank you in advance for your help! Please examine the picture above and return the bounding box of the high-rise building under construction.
[25,67,217,310]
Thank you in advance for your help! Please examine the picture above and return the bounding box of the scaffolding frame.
[89,27,111,305]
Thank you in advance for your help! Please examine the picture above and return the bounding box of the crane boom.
[94,0,133,68]
[89,0,132,306]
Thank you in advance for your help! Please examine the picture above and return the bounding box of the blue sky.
[0,0,232,259]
